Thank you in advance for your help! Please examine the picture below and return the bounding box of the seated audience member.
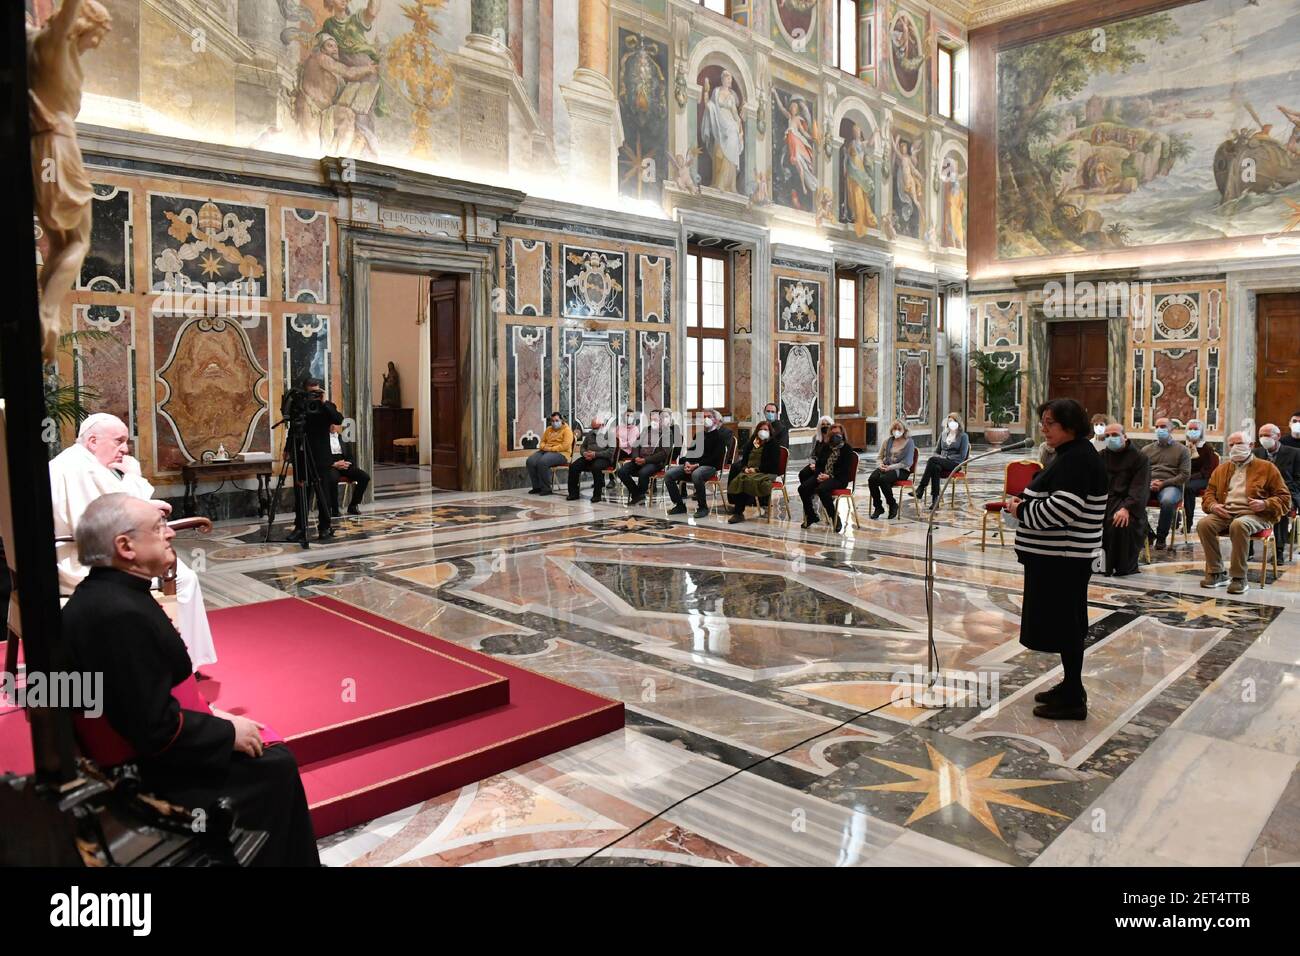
[565,414,614,503]
[63,494,319,866]
[868,420,915,519]
[525,411,573,495]
[49,413,216,670]
[664,409,731,518]
[1182,419,1219,531]
[731,402,789,484]
[727,420,782,524]
[1282,411,1300,450]
[327,424,370,517]
[1198,431,1291,593]
[1142,417,1191,551]
[798,424,855,531]
[798,416,835,487]
[915,413,970,508]
[608,409,641,493]
[1089,413,1108,453]
[1254,423,1300,557]
[1100,422,1149,576]
[618,410,670,505]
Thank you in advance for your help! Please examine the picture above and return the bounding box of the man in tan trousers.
[1197,430,1291,594]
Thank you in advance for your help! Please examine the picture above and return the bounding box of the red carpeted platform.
[196,599,509,765]
[0,596,624,840]
[295,595,624,837]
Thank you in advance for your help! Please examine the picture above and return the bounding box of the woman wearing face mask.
[1098,422,1149,576]
[526,411,573,495]
[798,424,855,530]
[867,420,915,519]
[1005,399,1108,721]
[1181,418,1219,532]
[1089,414,1109,453]
[798,416,836,488]
[726,420,783,523]
[915,414,970,509]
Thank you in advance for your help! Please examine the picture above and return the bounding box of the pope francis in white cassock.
[49,413,217,669]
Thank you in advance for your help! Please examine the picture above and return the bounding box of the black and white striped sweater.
[1015,436,1108,562]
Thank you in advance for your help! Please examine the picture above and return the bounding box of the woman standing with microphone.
[1006,399,1108,721]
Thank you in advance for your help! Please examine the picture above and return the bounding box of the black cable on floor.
[573,694,912,866]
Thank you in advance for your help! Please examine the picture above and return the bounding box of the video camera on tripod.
[265,377,336,548]
[280,381,325,427]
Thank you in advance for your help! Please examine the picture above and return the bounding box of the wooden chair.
[1142,491,1188,562]
[893,447,921,519]
[549,434,579,494]
[704,437,736,515]
[910,456,973,514]
[830,450,862,531]
[765,446,792,521]
[391,436,418,464]
[980,459,1043,551]
[1288,508,1297,562]
[646,443,681,508]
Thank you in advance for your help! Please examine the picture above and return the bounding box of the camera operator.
[288,377,343,543]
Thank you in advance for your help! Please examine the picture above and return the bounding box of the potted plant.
[969,349,1024,447]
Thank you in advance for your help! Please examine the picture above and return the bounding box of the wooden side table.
[181,460,273,517]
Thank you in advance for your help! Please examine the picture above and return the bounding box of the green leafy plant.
[43,328,116,452]
[969,349,1025,428]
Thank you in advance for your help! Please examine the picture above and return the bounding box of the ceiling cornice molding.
[966,0,1082,30]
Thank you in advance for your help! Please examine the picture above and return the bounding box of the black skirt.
[1018,555,1093,654]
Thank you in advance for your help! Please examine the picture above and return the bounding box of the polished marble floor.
[176,450,1300,867]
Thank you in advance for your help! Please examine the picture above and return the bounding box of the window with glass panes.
[937,45,955,120]
[836,273,858,412]
[698,0,729,15]
[833,0,857,75]
[685,248,730,413]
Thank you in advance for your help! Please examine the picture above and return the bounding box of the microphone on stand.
[919,438,1033,706]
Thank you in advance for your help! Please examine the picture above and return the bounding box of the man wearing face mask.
[1141,417,1191,551]
[1282,412,1300,450]
[1100,422,1149,576]
[617,408,671,505]
[664,409,732,517]
[565,414,614,503]
[1254,423,1300,557]
[1198,431,1290,592]
[1181,419,1219,532]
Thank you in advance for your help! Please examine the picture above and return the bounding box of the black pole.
[0,4,77,781]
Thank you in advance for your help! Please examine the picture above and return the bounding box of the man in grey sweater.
[1142,416,1191,550]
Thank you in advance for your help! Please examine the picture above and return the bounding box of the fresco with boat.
[995,0,1300,259]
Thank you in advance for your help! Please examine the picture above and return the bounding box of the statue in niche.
[28,0,112,361]
[381,361,402,408]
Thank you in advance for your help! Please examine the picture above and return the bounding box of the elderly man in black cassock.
[1099,422,1150,576]
[62,493,319,866]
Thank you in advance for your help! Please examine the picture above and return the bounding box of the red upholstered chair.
[892,447,922,519]
[830,450,862,531]
[765,446,792,522]
[980,459,1043,551]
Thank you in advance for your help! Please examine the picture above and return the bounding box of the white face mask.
[947,420,959,431]
[1260,436,1276,450]
[1229,443,1252,463]
[1292,421,1300,437]
[1093,424,1105,437]
[892,430,904,439]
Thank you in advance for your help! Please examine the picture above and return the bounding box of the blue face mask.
[1187,429,1202,441]
[765,410,778,422]
[1106,435,1125,451]
[1155,427,1171,442]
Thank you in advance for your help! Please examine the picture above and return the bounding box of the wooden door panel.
[429,277,461,489]
[1258,294,1300,430]
[1048,321,1108,419]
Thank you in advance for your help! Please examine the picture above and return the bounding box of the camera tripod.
[263,414,333,550]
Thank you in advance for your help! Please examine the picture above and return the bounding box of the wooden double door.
[1257,293,1300,430]
[1047,320,1109,420]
